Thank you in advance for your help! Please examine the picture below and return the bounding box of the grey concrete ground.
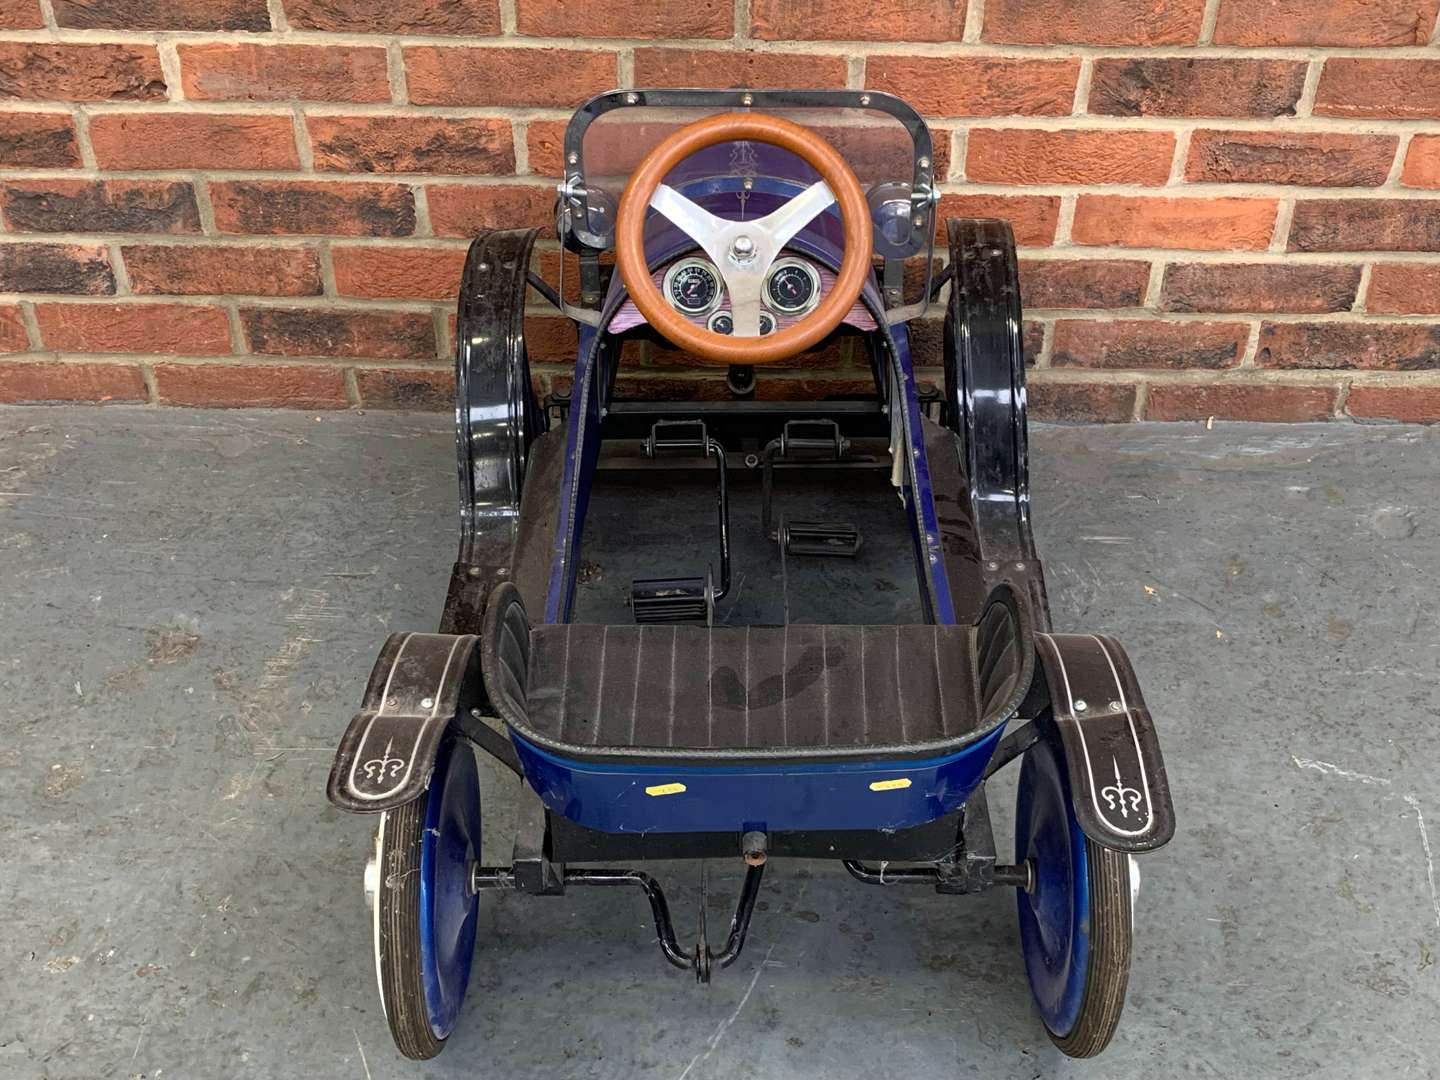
[1,406,1437,1080]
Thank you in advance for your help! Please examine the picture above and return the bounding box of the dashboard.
[610,253,876,338]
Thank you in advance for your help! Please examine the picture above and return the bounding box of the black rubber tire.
[375,798,445,1061]
[1049,840,1132,1058]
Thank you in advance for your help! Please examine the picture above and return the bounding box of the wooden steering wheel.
[615,112,873,366]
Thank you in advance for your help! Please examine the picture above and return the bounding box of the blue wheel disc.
[1015,736,1090,1039]
[418,738,481,1040]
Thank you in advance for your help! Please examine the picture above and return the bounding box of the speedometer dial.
[663,258,722,317]
[764,257,822,316]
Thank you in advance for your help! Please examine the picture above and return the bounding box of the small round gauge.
[663,258,722,317]
[759,311,776,336]
[707,310,734,335]
[764,257,822,316]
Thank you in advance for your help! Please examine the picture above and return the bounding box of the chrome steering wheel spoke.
[649,181,837,337]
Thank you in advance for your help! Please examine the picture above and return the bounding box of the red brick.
[308,116,513,176]
[867,57,1079,117]
[1288,200,1440,253]
[1366,264,1440,315]
[123,245,323,297]
[1346,384,1440,422]
[522,314,579,362]
[35,302,231,355]
[1020,259,1149,309]
[285,0,500,34]
[53,0,269,30]
[210,181,416,237]
[331,245,468,300]
[1,180,199,234]
[515,0,730,37]
[1072,196,1277,251]
[752,0,965,41]
[0,361,147,402]
[1028,379,1137,422]
[967,129,1174,186]
[154,363,348,409]
[0,306,30,352]
[525,120,569,178]
[1146,382,1337,422]
[0,113,80,168]
[427,184,554,238]
[0,0,43,28]
[1256,322,1440,370]
[984,0,1205,44]
[0,43,165,102]
[633,48,847,90]
[179,43,390,103]
[241,307,436,360]
[1052,320,1248,369]
[1401,135,1440,188]
[1314,60,1440,120]
[0,244,115,295]
[1161,263,1361,314]
[405,47,615,108]
[1186,131,1398,187]
[935,195,1061,247]
[1089,58,1306,119]
[1213,0,1438,46]
[354,367,454,410]
[89,113,299,171]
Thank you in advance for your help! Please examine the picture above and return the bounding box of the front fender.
[326,632,483,813]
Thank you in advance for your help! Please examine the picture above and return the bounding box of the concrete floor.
[2,406,1437,1080]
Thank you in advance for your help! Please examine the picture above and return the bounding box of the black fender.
[1034,633,1175,853]
[941,217,1050,626]
[445,228,546,635]
[327,632,496,813]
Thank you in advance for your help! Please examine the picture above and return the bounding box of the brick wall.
[1,0,1439,422]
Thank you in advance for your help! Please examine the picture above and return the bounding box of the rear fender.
[326,632,483,813]
[1035,632,1175,853]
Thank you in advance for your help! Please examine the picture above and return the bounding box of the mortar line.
[1295,59,1324,119]
[1198,0,1223,45]
[962,0,984,43]
[1352,263,1373,313]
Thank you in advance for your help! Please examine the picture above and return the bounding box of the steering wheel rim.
[615,112,872,366]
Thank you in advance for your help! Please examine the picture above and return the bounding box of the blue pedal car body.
[327,88,1176,1062]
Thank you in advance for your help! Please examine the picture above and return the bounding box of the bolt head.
[1109,700,1124,713]
[1074,699,1089,712]
[731,235,755,258]
[420,696,435,710]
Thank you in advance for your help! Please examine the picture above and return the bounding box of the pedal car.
[327,88,1176,1061]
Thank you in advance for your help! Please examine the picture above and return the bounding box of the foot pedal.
[631,576,711,623]
[782,520,862,557]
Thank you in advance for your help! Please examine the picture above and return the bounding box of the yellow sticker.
[645,782,687,797]
[869,778,912,792]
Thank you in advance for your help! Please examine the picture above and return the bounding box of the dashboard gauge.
[707,310,734,335]
[663,258,722,317]
[764,257,822,316]
[759,311,776,336]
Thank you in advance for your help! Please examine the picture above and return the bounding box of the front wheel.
[367,737,482,1060]
[1014,735,1133,1058]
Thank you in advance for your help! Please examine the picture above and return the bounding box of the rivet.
[1108,700,1124,712]
[420,696,435,710]
[859,94,871,106]
[567,152,578,164]
[986,561,999,572]
[741,92,753,106]
[1014,561,1026,571]
[466,566,482,578]
[386,697,398,709]
[917,156,930,169]
[1074,699,1088,712]
[625,92,639,104]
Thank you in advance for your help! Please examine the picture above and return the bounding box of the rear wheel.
[368,737,482,1060]
[1014,736,1132,1058]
